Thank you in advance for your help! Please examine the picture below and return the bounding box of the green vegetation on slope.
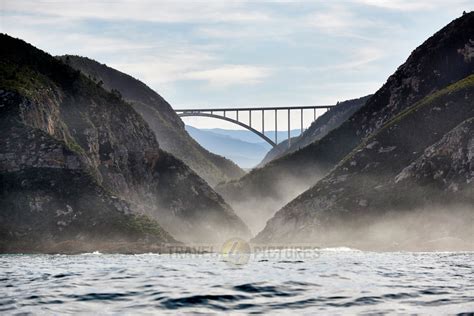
[339,74,474,167]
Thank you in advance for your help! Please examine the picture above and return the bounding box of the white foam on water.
[319,247,361,252]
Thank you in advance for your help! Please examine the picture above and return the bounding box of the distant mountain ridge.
[184,126,303,169]
[185,126,272,169]
[58,55,244,187]
[200,128,301,144]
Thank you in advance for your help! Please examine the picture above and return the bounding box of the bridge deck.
[175,105,333,112]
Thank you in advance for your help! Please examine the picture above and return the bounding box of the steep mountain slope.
[59,55,244,186]
[216,12,474,234]
[0,110,176,253]
[255,75,474,250]
[259,137,296,165]
[0,34,250,250]
[259,96,370,166]
[185,125,271,168]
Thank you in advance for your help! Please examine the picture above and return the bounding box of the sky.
[1,0,473,130]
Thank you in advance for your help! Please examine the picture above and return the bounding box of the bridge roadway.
[175,105,334,148]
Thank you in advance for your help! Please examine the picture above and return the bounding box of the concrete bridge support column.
[288,109,291,147]
[275,109,278,144]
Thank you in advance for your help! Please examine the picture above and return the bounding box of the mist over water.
[2,251,473,314]
[256,205,474,251]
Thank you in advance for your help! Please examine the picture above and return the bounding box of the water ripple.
[160,294,248,310]
[0,252,473,314]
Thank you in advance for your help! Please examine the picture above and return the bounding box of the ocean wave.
[319,247,361,252]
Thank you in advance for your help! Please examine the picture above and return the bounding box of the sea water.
[1,250,473,314]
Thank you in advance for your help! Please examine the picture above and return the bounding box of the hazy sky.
[1,1,472,129]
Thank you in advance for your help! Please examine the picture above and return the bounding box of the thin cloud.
[1,26,155,55]
[2,0,273,23]
[182,65,273,88]
[318,47,386,71]
[354,0,471,11]
[111,49,217,85]
[302,4,397,40]
[2,0,471,108]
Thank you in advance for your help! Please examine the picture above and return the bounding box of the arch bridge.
[175,105,334,148]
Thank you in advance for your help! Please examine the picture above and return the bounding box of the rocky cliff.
[217,12,474,234]
[254,75,474,250]
[0,34,250,251]
[0,91,177,252]
[58,55,244,186]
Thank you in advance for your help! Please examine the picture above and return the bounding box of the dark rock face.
[0,34,250,250]
[217,12,474,235]
[259,95,370,167]
[0,109,177,251]
[254,75,474,249]
[395,118,473,192]
[59,56,244,187]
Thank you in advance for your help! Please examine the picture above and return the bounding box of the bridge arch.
[176,105,334,149]
[178,112,277,147]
